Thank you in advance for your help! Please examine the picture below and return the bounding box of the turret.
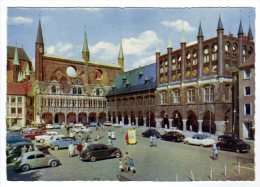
[247,25,254,41]
[167,38,173,84]
[118,41,124,71]
[180,26,186,83]
[197,22,204,81]
[237,19,244,64]
[13,47,20,82]
[217,15,224,77]
[82,28,90,62]
[35,20,44,81]
[156,47,161,86]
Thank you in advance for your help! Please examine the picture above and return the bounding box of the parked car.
[89,122,97,127]
[49,137,80,150]
[142,129,161,138]
[7,142,49,163]
[8,125,23,131]
[7,135,31,146]
[103,121,112,126]
[113,123,122,127]
[71,126,92,134]
[46,123,61,129]
[216,139,250,153]
[80,143,122,162]
[14,151,60,172]
[218,133,239,141]
[164,127,184,134]
[43,135,65,147]
[35,131,59,143]
[183,134,215,147]
[23,129,46,140]
[161,131,185,142]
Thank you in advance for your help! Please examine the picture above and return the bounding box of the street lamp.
[233,109,236,133]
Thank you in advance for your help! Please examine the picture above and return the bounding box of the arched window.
[203,47,209,63]
[96,88,100,96]
[73,87,77,94]
[78,87,82,95]
[95,69,102,80]
[211,44,218,61]
[51,86,56,93]
[172,90,180,103]
[187,88,196,103]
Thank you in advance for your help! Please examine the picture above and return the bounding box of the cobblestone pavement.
[6,126,255,181]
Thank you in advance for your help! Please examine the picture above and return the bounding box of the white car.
[103,121,112,126]
[44,134,65,147]
[71,126,92,133]
[113,123,122,127]
[35,131,59,143]
[183,134,215,147]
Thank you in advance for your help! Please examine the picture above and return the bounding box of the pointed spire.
[197,21,204,38]
[181,22,186,43]
[168,37,173,48]
[17,72,22,82]
[82,27,89,52]
[13,48,20,66]
[36,20,44,44]
[25,63,30,76]
[238,19,244,35]
[217,15,224,30]
[118,40,124,59]
[247,25,253,41]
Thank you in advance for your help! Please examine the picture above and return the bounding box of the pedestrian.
[66,126,70,135]
[108,130,112,139]
[129,159,136,175]
[28,145,33,152]
[152,134,157,147]
[33,144,39,151]
[212,143,217,160]
[125,132,129,145]
[21,145,27,155]
[76,143,83,157]
[149,135,153,147]
[83,141,89,151]
[119,158,124,172]
[111,130,116,147]
[123,152,130,173]
[68,143,75,157]
[70,131,74,138]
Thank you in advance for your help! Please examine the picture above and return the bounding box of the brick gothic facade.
[34,21,123,124]
[106,17,255,137]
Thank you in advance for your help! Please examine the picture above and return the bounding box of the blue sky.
[8,7,255,71]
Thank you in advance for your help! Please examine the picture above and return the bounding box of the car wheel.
[21,164,30,172]
[11,156,19,163]
[54,146,59,150]
[90,156,96,162]
[40,139,44,143]
[50,160,58,167]
[115,152,121,158]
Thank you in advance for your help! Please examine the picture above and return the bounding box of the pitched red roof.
[7,83,27,96]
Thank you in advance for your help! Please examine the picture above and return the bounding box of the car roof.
[23,151,45,156]
[87,143,107,148]
[12,142,32,146]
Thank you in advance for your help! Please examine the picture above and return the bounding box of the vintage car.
[218,133,239,141]
[80,143,122,162]
[216,139,250,153]
[49,137,80,150]
[23,130,46,140]
[103,121,112,126]
[142,129,161,138]
[183,134,215,147]
[35,131,59,143]
[161,131,185,142]
[43,135,65,147]
[7,135,31,146]
[71,126,92,134]
[14,151,60,172]
[46,123,61,129]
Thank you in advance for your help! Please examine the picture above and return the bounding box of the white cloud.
[90,41,118,60]
[46,42,75,56]
[161,19,196,33]
[8,16,33,25]
[123,30,161,56]
[133,55,155,68]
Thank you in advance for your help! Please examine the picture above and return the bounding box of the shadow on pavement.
[117,174,132,181]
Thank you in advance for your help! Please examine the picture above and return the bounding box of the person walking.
[76,143,83,157]
[21,145,27,155]
[212,143,217,160]
[28,145,33,152]
[125,132,129,145]
[152,134,157,147]
[123,152,130,173]
[129,159,136,175]
[68,143,75,157]
[111,130,116,147]
[118,158,124,172]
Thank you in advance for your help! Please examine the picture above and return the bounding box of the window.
[11,97,16,103]
[204,87,214,102]
[27,155,35,160]
[18,108,22,114]
[224,84,230,100]
[159,92,166,104]
[36,154,45,158]
[96,89,100,96]
[244,103,251,115]
[244,69,251,79]
[203,48,209,63]
[172,90,180,103]
[51,86,56,93]
[187,88,195,103]
[95,69,102,80]
[245,86,251,96]
[17,97,22,103]
[73,87,77,94]
[78,87,82,95]
[11,108,16,114]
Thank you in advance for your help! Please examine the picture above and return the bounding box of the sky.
[7,7,255,71]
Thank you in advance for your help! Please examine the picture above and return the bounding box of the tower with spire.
[13,47,20,82]
[118,41,124,71]
[82,28,90,62]
[35,20,44,81]
[238,19,244,64]
[217,15,224,78]
[197,21,204,81]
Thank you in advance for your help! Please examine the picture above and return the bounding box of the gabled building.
[6,46,33,127]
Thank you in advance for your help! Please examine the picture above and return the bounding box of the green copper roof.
[118,41,124,59]
[82,28,89,52]
[217,15,224,30]
[238,19,244,35]
[22,71,26,79]
[36,20,44,44]
[7,46,31,62]
[17,71,23,82]
[197,22,204,37]
[13,48,20,65]
[248,25,254,40]
[25,63,30,76]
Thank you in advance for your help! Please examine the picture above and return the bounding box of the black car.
[7,142,50,163]
[216,139,250,153]
[80,143,122,162]
[161,131,185,142]
[142,129,161,138]
[218,133,239,141]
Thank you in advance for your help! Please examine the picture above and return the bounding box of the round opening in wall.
[66,66,77,78]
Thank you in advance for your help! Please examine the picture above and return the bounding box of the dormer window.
[138,70,143,78]
[122,75,127,82]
